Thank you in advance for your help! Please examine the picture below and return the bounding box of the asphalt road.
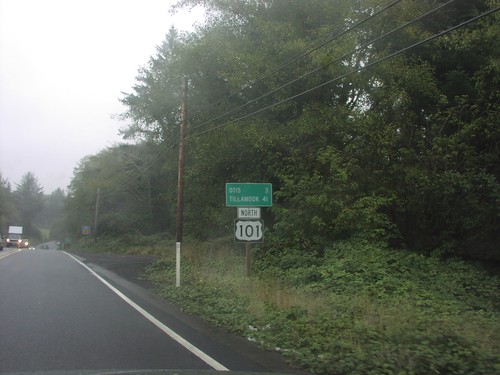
[0,249,302,374]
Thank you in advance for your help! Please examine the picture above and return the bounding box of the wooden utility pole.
[175,77,188,287]
[94,187,100,243]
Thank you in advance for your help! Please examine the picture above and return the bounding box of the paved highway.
[0,249,299,374]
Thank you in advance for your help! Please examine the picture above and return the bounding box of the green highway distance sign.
[226,183,272,207]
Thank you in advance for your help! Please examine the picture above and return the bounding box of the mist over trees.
[14,172,44,239]
[1,3,497,371]
[59,0,498,262]
[0,172,16,233]
[0,171,65,242]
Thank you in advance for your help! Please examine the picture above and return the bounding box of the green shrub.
[144,239,500,374]
[144,258,252,334]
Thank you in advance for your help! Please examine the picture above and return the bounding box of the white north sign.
[237,207,261,219]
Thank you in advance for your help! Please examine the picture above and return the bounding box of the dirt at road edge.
[68,251,157,289]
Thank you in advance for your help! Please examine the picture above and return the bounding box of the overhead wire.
[95,137,179,198]
[189,5,499,137]
[189,0,455,135]
[94,115,186,197]
[186,0,404,123]
[114,0,404,168]
[96,2,498,197]
[102,143,179,197]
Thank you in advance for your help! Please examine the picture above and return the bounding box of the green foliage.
[63,1,500,372]
[120,28,188,143]
[13,172,44,240]
[151,262,251,333]
[64,143,177,239]
[257,239,499,311]
[144,239,500,375]
[35,188,66,241]
[54,0,498,262]
[82,232,175,256]
[248,303,498,375]
[0,172,16,232]
[0,171,67,243]
[144,249,253,333]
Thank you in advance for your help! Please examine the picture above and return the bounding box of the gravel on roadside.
[68,251,157,289]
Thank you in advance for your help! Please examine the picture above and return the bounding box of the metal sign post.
[246,243,252,277]
[82,226,91,248]
[234,219,264,277]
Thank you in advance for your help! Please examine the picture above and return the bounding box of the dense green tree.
[33,188,66,241]
[60,3,500,373]
[65,144,177,239]
[0,172,17,234]
[110,0,500,261]
[120,27,188,144]
[352,0,500,258]
[14,172,44,240]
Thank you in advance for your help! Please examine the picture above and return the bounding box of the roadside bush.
[247,298,499,375]
[84,233,175,256]
[145,257,253,334]
[143,238,499,374]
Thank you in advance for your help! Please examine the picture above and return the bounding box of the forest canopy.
[62,0,498,262]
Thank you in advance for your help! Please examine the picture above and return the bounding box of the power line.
[95,3,498,196]
[189,0,455,134]
[190,6,499,137]
[75,4,498,233]
[186,0,404,124]
[120,0,405,156]
[97,140,178,198]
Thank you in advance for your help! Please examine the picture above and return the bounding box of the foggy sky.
[0,0,203,193]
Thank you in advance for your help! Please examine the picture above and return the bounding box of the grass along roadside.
[141,238,499,375]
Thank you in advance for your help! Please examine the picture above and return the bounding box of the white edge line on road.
[64,251,229,372]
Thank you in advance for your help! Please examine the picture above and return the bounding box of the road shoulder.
[68,250,307,374]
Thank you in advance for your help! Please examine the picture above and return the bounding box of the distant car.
[40,244,49,250]
[29,246,36,250]
[19,239,29,249]
[6,234,22,248]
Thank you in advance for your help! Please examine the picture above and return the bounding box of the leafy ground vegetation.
[3,1,498,373]
[136,236,499,375]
